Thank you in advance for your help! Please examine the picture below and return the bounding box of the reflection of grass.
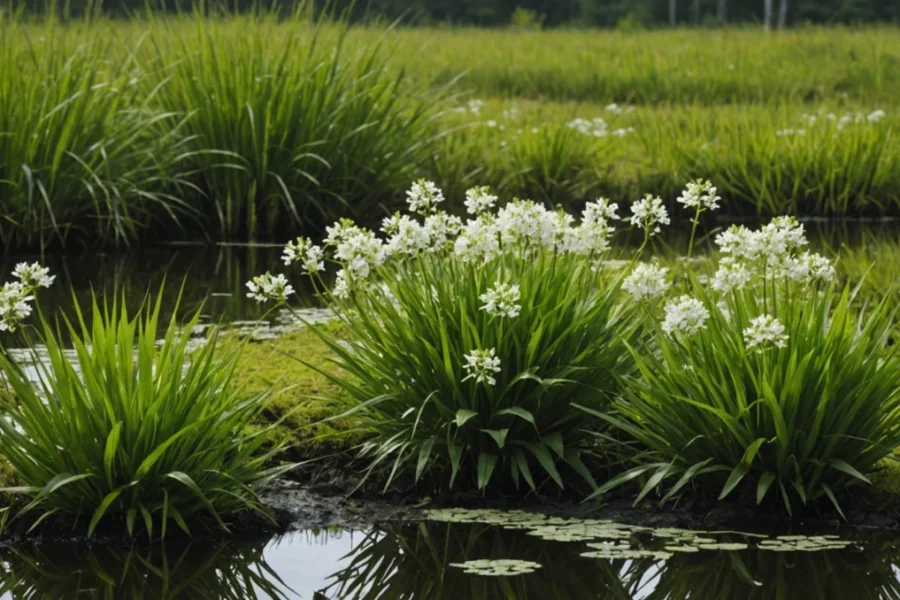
[321,521,652,599]
[320,518,900,600]
[646,544,900,600]
[0,537,291,599]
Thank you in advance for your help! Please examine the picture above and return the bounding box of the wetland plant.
[0,277,290,538]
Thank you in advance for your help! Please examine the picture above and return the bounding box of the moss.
[870,451,900,503]
[233,324,363,461]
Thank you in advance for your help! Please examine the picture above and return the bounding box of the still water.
[0,513,898,599]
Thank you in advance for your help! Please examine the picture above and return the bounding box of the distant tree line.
[9,0,900,26]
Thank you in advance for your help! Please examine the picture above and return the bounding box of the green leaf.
[454,409,478,428]
[415,437,436,482]
[756,472,776,505]
[496,406,537,428]
[719,437,766,500]
[481,428,509,449]
[828,459,871,484]
[88,489,123,537]
[542,432,564,459]
[476,453,498,491]
[524,443,563,489]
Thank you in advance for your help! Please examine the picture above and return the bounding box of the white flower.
[715,218,807,264]
[479,281,521,319]
[0,281,34,332]
[462,348,502,386]
[12,262,55,289]
[283,237,324,274]
[424,212,463,249]
[302,245,325,274]
[629,194,670,235]
[454,215,500,263]
[743,315,789,352]
[406,180,444,215]
[333,270,351,300]
[467,99,485,115]
[622,263,670,301]
[868,109,886,123]
[662,296,709,337]
[246,273,294,303]
[676,179,721,212]
[384,214,431,258]
[711,260,752,293]
[568,117,609,138]
[330,226,386,279]
[464,186,498,215]
[779,252,836,283]
[583,198,619,225]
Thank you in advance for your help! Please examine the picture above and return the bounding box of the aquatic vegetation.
[0,283,290,538]
[449,559,542,576]
[258,182,657,494]
[585,216,900,515]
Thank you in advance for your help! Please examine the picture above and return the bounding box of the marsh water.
[1,514,899,599]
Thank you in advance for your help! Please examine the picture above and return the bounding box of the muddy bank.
[262,473,900,537]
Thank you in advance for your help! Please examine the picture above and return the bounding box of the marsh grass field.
[7,9,900,596]
[1,13,899,249]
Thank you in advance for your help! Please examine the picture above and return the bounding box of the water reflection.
[1,520,900,599]
[320,520,900,600]
[0,537,292,600]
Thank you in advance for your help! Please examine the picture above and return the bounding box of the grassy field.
[0,15,897,249]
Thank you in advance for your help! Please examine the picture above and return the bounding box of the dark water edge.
[2,517,900,599]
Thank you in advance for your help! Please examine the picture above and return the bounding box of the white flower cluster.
[662,295,709,337]
[0,262,54,332]
[775,109,889,136]
[454,99,485,115]
[283,236,325,274]
[261,181,686,304]
[464,186,498,215]
[629,194,670,236]
[743,314,789,352]
[676,179,721,212]
[711,217,835,292]
[605,103,635,116]
[623,263,670,301]
[801,109,887,130]
[462,348,502,386]
[406,180,445,215]
[480,281,521,319]
[246,273,293,303]
[567,117,635,138]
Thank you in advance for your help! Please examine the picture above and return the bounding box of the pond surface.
[1,510,899,599]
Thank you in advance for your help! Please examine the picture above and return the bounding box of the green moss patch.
[233,324,363,462]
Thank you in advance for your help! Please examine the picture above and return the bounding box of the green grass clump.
[589,219,900,516]
[0,21,191,249]
[0,291,289,538]
[149,15,443,240]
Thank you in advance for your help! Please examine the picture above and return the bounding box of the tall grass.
[1,16,899,249]
[0,19,192,249]
[148,14,444,240]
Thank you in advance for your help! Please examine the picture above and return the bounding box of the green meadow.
[0,15,897,250]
